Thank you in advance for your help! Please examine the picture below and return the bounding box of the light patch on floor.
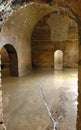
[2,69,78,130]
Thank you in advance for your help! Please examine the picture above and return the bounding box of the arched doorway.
[54,50,63,70]
[1,44,18,77]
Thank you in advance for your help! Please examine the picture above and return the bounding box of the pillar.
[0,51,6,130]
[77,20,81,130]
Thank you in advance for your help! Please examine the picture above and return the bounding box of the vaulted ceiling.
[25,0,81,20]
[3,0,81,20]
[1,0,81,48]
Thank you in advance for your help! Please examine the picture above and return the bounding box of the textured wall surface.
[0,4,54,76]
[32,41,78,69]
[32,13,78,69]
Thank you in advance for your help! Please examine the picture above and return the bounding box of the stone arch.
[31,10,78,70]
[1,44,18,77]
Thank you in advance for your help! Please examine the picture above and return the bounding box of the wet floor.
[2,69,78,130]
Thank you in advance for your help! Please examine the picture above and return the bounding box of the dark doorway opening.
[1,44,18,77]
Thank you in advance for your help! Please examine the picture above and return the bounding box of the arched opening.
[54,50,63,70]
[1,44,18,77]
[31,11,78,129]
[31,12,78,70]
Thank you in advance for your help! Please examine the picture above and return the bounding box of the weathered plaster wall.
[32,13,78,69]
[32,41,78,69]
[0,4,54,76]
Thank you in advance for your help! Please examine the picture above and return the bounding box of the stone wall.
[0,27,32,76]
[0,4,53,76]
[32,41,78,69]
[32,13,78,69]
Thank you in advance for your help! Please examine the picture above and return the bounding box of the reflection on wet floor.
[2,69,78,130]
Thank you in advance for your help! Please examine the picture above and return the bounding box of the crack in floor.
[2,70,78,130]
[39,74,77,130]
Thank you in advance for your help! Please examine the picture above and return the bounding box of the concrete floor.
[2,69,78,130]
